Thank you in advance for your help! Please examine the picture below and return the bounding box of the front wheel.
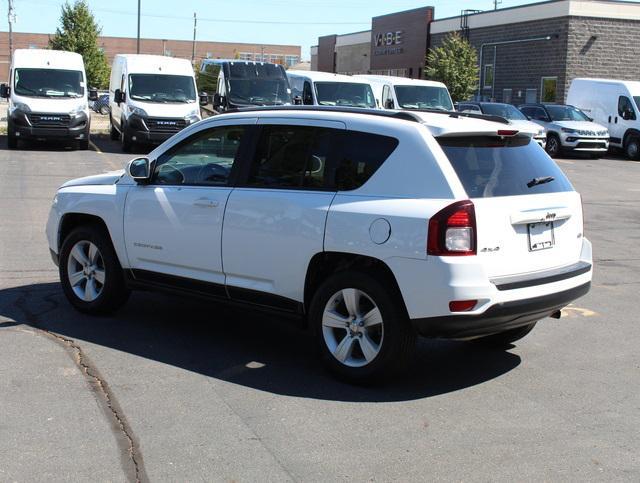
[7,121,18,149]
[59,225,130,314]
[624,136,640,160]
[309,271,416,384]
[109,116,119,141]
[474,322,537,348]
[545,134,561,157]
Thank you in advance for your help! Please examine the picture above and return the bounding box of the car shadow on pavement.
[0,282,521,402]
[90,133,153,155]
[0,134,152,155]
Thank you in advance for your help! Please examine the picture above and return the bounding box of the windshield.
[14,68,84,98]
[394,85,453,111]
[634,96,640,111]
[227,62,291,106]
[481,103,527,120]
[438,136,573,198]
[128,74,196,103]
[546,105,590,122]
[314,82,376,108]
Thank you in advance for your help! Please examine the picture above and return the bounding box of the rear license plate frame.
[528,221,555,251]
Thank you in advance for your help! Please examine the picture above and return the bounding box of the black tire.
[59,224,130,314]
[475,322,537,348]
[121,122,133,153]
[7,121,18,149]
[99,105,110,115]
[78,138,90,150]
[109,116,119,141]
[545,133,561,157]
[309,271,416,384]
[624,136,640,160]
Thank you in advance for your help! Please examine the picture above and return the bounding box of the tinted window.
[15,68,84,97]
[335,131,399,191]
[153,126,246,186]
[481,103,527,120]
[129,74,196,102]
[546,105,589,122]
[618,96,636,119]
[246,126,332,189]
[438,136,573,198]
[394,85,453,111]
[458,104,481,113]
[314,82,376,108]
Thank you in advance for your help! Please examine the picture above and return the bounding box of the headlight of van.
[69,104,88,117]
[128,105,148,117]
[185,109,201,124]
[9,102,31,114]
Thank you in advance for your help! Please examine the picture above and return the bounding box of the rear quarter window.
[438,136,573,198]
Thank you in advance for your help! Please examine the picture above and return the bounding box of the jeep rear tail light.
[427,200,476,256]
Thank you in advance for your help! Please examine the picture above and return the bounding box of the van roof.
[572,77,640,93]
[287,70,374,85]
[114,54,194,75]
[355,75,447,89]
[12,49,84,70]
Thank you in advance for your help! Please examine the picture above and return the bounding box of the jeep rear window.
[438,136,573,198]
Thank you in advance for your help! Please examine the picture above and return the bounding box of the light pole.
[8,0,16,65]
[136,0,141,54]
[477,35,552,101]
[191,12,197,65]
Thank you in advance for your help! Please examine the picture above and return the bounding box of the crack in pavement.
[9,288,149,483]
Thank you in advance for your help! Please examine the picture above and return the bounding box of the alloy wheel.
[321,288,384,367]
[66,240,105,302]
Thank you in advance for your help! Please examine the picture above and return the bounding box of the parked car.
[198,59,292,112]
[109,54,202,152]
[457,101,546,148]
[46,106,592,384]
[356,75,453,112]
[93,94,110,115]
[1,49,95,150]
[287,70,377,108]
[567,78,640,159]
[518,103,609,157]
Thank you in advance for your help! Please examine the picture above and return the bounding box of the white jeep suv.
[46,107,593,383]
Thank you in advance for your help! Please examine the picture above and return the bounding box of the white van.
[199,59,292,113]
[109,54,202,152]
[356,75,453,112]
[567,78,640,159]
[1,49,94,150]
[287,70,377,108]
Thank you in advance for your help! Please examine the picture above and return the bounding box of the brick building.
[312,0,640,103]
[0,31,301,79]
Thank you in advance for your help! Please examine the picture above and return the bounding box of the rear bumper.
[411,282,590,338]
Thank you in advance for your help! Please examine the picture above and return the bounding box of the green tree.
[425,33,478,103]
[49,1,110,88]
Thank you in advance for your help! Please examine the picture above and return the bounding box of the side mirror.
[213,93,223,109]
[127,157,151,182]
[622,110,634,120]
[88,88,98,101]
[384,98,394,109]
[293,95,302,105]
[114,89,125,104]
[199,92,209,106]
[0,83,10,99]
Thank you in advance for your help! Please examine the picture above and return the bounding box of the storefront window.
[503,88,512,103]
[541,77,557,103]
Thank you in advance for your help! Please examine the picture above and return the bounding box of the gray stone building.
[312,0,640,104]
[430,0,640,104]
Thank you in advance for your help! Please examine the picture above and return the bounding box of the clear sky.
[6,0,547,59]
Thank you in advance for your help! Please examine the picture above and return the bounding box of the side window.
[246,125,333,189]
[303,81,313,105]
[120,74,125,92]
[618,96,636,120]
[153,125,246,186]
[334,131,399,191]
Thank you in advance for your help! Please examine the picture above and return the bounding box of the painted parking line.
[560,304,598,318]
[89,140,103,153]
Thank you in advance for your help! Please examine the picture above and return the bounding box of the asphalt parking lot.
[1,135,638,482]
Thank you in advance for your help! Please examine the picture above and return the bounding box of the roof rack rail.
[221,105,509,125]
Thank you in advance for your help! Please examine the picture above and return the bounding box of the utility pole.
[136,0,141,54]
[8,0,16,65]
[493,0,502,10]
[191,12,197,65]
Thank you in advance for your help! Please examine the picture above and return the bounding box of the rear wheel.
[475,322,537,348]
[59,225,130,314]
[624,136,640,160]
[309,271,416,384]
[545,133,561,157]
[99,105,110,115]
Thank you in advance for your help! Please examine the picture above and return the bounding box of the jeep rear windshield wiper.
[527,176,555,188]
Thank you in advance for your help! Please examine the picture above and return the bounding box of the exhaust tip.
[550,310,562,319]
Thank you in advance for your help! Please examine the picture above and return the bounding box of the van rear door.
[438,135,584,278]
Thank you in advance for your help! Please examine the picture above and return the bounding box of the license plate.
[528,222,555,251]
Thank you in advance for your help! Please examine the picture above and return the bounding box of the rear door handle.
[193,198,219,208]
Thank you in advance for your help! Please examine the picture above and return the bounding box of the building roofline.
[372,5,434,21]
